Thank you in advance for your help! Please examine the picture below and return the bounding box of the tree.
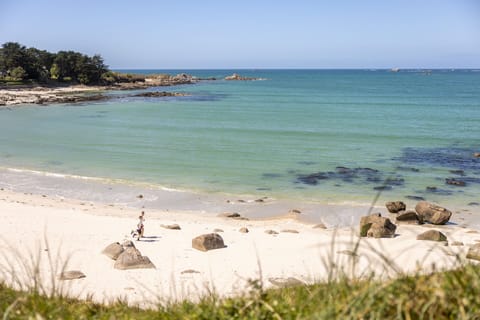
[9,66,27,81]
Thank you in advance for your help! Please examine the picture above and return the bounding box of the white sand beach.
[0,188,479,308]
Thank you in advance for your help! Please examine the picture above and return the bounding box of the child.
[135,211,145,241]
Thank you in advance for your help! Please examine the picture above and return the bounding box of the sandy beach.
[1,188,479,308]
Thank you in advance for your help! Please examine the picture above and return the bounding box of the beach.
[1,187,479,308]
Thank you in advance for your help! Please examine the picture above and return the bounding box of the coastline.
[1,186,480,308]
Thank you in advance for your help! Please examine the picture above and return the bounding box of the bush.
[8,66,27,81]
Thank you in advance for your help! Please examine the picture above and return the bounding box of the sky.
[0,0,479,69]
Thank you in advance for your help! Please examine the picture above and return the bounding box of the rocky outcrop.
[415,201,452,225]
[395,211,423,224]
[133,91,187,98]
[101,242,124,260]
[114,247,156,270]
[386,201,406,213]
[192,233,226,251]
[416,230,447,242]
[224,73,260,81]
[360,213,396,238]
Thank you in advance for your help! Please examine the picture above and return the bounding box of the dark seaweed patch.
[395,147,480,171]
[262,173,283,179]
[406,195,425,201]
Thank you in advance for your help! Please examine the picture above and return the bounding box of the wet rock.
[446,178,466,187]
[133,91,186,97]
[385,201,406,213]
[406,195,425,201]
[466,243,480,261]
[374,185,393,191]
[396,211,423,224]
[416,230,447,241]
[101,242,124,260]
[425,186,453,196]
[359,213,396,238]
[474,152,480,158]
[192,233,226,251]
[313,223,327,229]
[114,247,156,270]
[289,209,302,214]
[396,166,420,172]
[396,147,480,171]
[415,201,452,225]
[58,270,86,280]
[218,212,241,218]
[468,202,480,206]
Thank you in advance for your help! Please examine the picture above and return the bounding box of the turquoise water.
[1,69,480,207]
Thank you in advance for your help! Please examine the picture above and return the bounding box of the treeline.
[0,42,109,85]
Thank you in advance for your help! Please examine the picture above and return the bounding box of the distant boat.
[390,68,400,72]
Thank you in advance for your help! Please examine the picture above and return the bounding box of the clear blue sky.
[1,0,479,69]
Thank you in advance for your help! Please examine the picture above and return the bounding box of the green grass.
[2,264,480,319]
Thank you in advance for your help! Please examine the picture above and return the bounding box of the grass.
[2,263,480,319]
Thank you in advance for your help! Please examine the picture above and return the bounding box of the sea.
[1,69,480,222]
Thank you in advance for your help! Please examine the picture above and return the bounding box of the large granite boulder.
[396,210,423,224]
[416,230,447,242]
[415,201,452,225]
[360,213,396,238]
[102,242,124,260]
[114,247,156,270]
[385,201,406,213]
[192,233,226,251]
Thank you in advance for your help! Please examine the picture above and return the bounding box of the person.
[136,211,145,240]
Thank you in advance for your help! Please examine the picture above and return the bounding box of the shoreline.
[1,186,480,307]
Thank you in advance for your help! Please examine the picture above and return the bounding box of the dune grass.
[2,263,480,319]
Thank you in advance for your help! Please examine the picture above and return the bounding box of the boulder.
[114,247,156,270]
[415,201,452,225]
[101,242,124,260]
[385,201,406,213]
[239,227,249,233]
[416,230,447,242]
[192,233,225,251]
[359,213,396,238]
[396,211,423,224]
[58,270,86,280]
[473,152,480,158]
[466,244,480,261]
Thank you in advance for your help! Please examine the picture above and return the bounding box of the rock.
[265,229,279,235]
[114,247,156,270]
[416,230,447,241]
[415,201,452,225]
[281,229,299,234]
[385,201,406,213]
[101,242,124,260]
[224,73,260,81]
[181,269,200,274]
[406,195,425,201]
[313,223,327,229]
[213,228,224,233]
[466,243,480,261]
[58,270,86,280]
[122,240,136,248]
[289,209,302,214]
[161,223,181,230]
[192,233,226,251]
[450,241,464,246]
[396,210,423,224]
[468,202,480,206]
[359,213,396,238]
[446,178,466,186]
[218,212,248,219]
[268,277,304,287]
[133,91,186,98]
[474,152,480,158]
[239,227,249,233]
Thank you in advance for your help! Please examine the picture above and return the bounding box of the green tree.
[9,66,27,81]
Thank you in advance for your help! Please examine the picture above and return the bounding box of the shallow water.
[1,69,479,211]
